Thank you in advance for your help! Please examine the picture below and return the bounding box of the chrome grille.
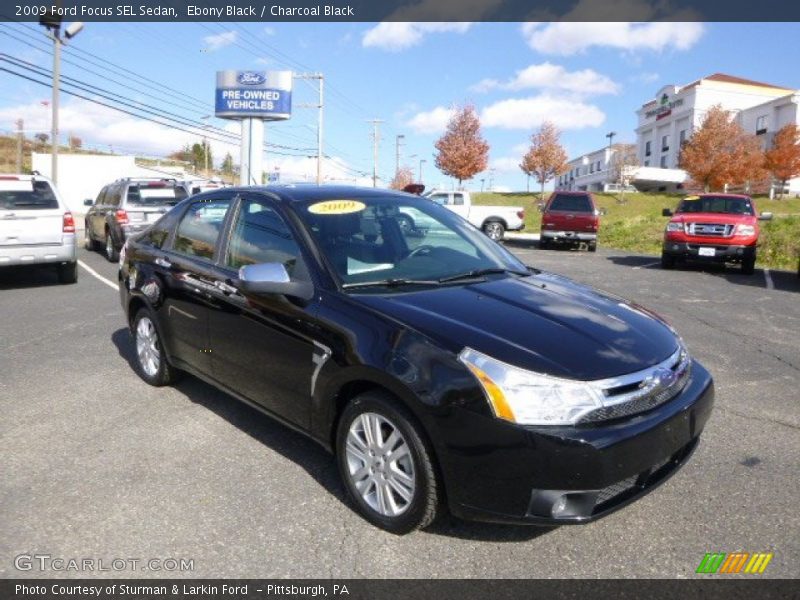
[577,346,691,424]
[687,222,733,237]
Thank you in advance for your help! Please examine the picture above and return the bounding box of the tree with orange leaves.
[389,166,414,190]
[679,105,766,192]
[764,124,800,198]
[520,121,568,200]
[434,105,489,186]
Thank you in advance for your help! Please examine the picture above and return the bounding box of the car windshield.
[676,196,754,215]
[0,180,58,210]
[127,184,187,207]
[548,194,593,212]
[293,195,528,289]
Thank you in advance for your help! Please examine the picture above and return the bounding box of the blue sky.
[1,21,799,190]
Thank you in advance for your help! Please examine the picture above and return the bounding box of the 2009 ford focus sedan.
[118,185,713,534]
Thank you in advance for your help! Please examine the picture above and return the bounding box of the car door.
[155,195,234,373]
[205,193,319,429]
[88,186,108,240]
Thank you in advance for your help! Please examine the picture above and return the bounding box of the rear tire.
[482,220,505,241]
[105,231,119,262]
[132,308,179,386]
[539,238,549,250]
[661,252,676,269]
[84,226,99,251]
[741,255,756,275]
[336,391,441,534]
[588,241,597,252]
[57,262,78,284]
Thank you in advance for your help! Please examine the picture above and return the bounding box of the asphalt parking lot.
[1,239,798,579]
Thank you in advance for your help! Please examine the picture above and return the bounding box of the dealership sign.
[215,70,293,120]
[646,93,684,121]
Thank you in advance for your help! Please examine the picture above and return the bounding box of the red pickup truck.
[539,191,600,251]
[661,194,772,275]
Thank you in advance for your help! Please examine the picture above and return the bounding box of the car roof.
[220,184,414,204]
[688,193,750,199]
[552,190,593,196]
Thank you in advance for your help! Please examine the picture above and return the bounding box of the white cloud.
[489,157,522,172]
[362,22,471,52]
[267,155,372,186]
[406,106,456,135]
[522,21,704,56]
[472,62,619,95]
[263,26,276,36]
[203,30,238,52]
[481,95,605,130]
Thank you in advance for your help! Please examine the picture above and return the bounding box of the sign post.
[215,70,293,186]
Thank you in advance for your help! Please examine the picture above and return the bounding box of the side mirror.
[83,198,94,206]
[758,212,773,221]
[595,208,607,217]
[662,208,673,217]
[236,262,314,302]
[536,202,545,213]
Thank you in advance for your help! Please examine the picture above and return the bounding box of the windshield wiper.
[438,267,529,283]
[342,278,442,290]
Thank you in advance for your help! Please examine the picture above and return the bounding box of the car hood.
[353,272,680,381]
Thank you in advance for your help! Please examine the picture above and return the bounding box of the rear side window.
[0,180,58,210]
[127,183,187,207]
[172,198,231,260]
[548,194,593,212]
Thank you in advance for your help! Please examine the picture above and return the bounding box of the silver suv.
[0,174,77,283]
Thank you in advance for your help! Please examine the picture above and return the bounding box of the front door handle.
[154,257,172,269]
[214,280,239,295]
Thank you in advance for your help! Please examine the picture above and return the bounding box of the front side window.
[172,198,231,260]
[226,198,303,276]
[294,196,526,288]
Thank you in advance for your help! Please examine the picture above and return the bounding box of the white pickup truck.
[422,190,525,241]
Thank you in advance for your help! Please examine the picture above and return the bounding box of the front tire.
[483,220,505,241]
[84,225,99,251]
[661,252,676,269]
[336,392,441,534]
[132,308,178,386]
[741,255,756,275]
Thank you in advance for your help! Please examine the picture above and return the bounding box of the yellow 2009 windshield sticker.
[308,200,366,215]
[684,195,700,201]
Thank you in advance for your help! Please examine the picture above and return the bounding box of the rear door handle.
[154,257,172,269]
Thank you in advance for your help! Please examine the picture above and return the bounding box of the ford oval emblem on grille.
[639,367,676,392]
[238,72,266,85]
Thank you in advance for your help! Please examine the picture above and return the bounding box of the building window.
[644,160,650,167]
[590,164,594,173]
[756,115,768,135]
[660,156,667,168]
[645,141,651,157]
[679,129,687,146]
[661,135,669,152]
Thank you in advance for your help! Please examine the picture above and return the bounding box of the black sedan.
[118,185,714,533]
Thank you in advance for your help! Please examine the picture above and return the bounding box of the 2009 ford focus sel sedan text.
[118,185,714,534]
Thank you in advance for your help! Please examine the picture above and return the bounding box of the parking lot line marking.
[764,269,774,290]
[77,260,118,291]
[633,261,660,270]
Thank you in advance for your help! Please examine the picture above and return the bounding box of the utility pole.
[367,119,383,188]
[295,72,324,184]
[488,168,496,192]
[15,118,23,173]
[419,158,426,184]
[395,134,405,177]
[39,6,83,185]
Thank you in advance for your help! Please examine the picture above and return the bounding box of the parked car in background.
[0,174,77,283]
[661,194,772,275]
[180,177,230,196]
[539,191,601,251]
[119,185,713,533]
[84,177,188,262]
[423,189,524,241]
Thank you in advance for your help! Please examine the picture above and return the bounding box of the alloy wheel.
[136,316,160,377]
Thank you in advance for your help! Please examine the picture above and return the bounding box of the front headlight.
[736,224,755,236]
[459,348,603,426]
[665,222,683,232]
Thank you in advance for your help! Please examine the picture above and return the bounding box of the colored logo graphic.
[237,72,267,86]
[696,552,773,574]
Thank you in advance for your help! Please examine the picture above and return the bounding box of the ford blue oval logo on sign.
[237,72,267,86]
[215,70,293,120]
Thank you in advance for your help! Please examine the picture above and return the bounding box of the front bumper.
[662,241,755,262]
[0,236,76,267]
[438,359,714,524]
[541,230,597,242]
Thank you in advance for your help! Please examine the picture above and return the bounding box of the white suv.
[0,174,77,283]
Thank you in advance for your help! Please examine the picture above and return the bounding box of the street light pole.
[395,134,404,176]
[419,159,426,184]
[605,131,616,186]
